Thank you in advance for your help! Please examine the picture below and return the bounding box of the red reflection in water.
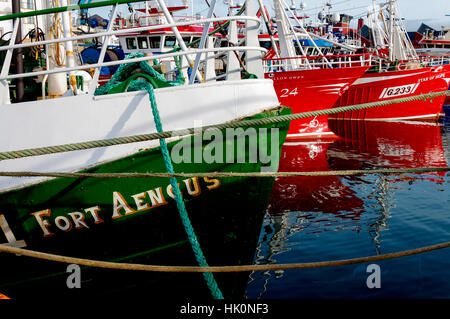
[269,120,448,216]
[328,120,448,181]
[268,141,365,218]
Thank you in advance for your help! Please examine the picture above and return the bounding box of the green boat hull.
[0,106,291,299]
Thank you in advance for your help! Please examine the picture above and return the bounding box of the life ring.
[397,63,407,71]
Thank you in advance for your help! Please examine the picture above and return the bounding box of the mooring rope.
[0,241,448,272]
[0,167,448,179]
[98,54,223,299]
[0,90,448,161]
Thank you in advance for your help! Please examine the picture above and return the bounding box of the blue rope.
[95,53,223,299]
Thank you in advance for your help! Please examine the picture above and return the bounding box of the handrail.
[0,46,267,81]
[416,54,450,59]
[0,16,261,52]
[396,54,450,63]
[0,0,145,21]
[264,53,373,61]
[136,15,218,31]
[263,53,372,73]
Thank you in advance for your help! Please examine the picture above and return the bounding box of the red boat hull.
[265,66,369,141]
[331,65,450,121]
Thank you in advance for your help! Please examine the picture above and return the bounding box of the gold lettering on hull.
[30,177,221,238]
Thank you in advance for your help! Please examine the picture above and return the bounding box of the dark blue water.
[245,107,450,299]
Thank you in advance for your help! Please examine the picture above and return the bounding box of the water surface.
[246,109,450,299]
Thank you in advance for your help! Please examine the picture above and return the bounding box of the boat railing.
[0,0,266,99]
[384,54,450,69]
[418,55,450,66]
[263,53,372,72]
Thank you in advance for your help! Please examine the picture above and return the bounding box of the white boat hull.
[0,79,279,192]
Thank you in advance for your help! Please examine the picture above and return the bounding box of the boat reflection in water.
[248,119,448,298]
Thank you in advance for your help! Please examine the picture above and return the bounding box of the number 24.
[280,88,299,98]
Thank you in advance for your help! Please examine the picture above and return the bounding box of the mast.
[273,0,299,69]
[256,0,280,58]
[388,0,394,61]
[11,0,24,102]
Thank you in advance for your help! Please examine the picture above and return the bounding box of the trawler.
[0,0,291,299]
[332,0,450,122]
[262,0,450,140]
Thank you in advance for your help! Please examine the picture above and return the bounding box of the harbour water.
[245,107,450,299]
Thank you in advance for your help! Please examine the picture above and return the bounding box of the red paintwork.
[136,6,189,14]
[265,66,369,141]
[98,74,111,87]
[332,64,450,121]
[117,24,219,36]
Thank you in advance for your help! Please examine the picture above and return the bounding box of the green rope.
[94,52,182,95]
[0,90,448,161]
[94,54,223,299]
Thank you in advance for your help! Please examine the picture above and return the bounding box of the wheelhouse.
[119,32,219,54]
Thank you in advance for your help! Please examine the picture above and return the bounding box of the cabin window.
[149,36,161,49]
[260,41,271,49]
[164,36,177,48]
[138,37,148,49]
[182,36,191,45]
[126,38,137,50]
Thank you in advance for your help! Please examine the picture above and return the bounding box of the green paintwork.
[0,0,148,22]
[0,106,291,299]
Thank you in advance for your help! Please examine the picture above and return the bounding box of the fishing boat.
[112,0,226,81]
[411,24,450,57]
[262,0,371,141]
[0,0,291,299]
[332,1,450,122]
[262,0,449,139]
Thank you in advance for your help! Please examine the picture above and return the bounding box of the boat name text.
[30,177,221,238]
